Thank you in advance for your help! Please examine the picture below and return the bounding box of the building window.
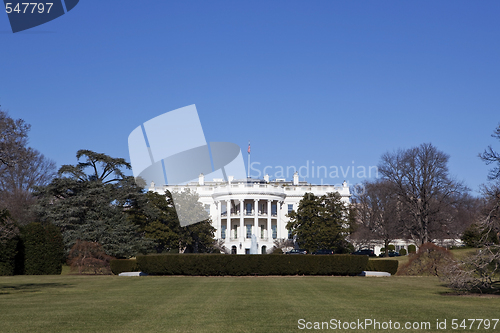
[221,225,226,239]
[288,229,293,240]
[233,225,237,238]
[246,203,252,215]
[260,225,264,238]
[261,246,267,254]
[204,204,210,215]
[288,204,293,213]
[245,248,250,254]
[246,224,252,238]
[231,246,237,254]
[272,225,277,239]
[271,204,277,216]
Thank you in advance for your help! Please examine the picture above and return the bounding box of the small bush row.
[110,259,139,275]
[365,259,399,275]
[136,254,368,276]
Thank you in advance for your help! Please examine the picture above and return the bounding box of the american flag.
[247,142,251,154]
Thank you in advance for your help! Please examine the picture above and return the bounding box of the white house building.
[149,172,351,254]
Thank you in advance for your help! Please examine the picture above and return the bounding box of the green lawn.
[0,275,499,332]
[370,248,481,270]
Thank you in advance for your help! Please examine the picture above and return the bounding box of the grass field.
[1,274,499,333]
[370,248,480,268]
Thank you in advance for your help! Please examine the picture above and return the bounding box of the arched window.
[261,246,267,254]
[231,246,237,254]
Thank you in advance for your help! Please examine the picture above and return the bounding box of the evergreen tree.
[33,150,152,258]
[130,190,216,253]
[287,192,353,253]
[129,191,181,253]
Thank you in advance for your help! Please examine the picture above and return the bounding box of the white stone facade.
[149,173,350,254]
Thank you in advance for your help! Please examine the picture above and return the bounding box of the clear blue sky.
[1,1,499,194]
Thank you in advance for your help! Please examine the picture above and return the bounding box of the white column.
[254,199,258,238]
[226,199,232,239]
[217,201,222,239]
[239,199,244,242]
[277,201,282,239]
[267,200,272,241]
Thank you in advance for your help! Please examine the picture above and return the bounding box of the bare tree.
[378,143,468,245]
[0,111,56,225]
[351,180,404,256]
[478,124,500,245]
[0,110,56,225]
[273,238,293,253]
[441,125,500,293]
[0,110,30,167]
[480,124,500,181]
[0,209,18,246]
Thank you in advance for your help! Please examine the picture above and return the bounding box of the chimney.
[264,174,269,183]
[198,173,204,186]
[293,172,299,185]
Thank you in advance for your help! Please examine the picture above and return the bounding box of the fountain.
[250,234,258,254]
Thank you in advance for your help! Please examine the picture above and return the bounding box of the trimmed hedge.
[365,259,399,275]
[137,254,368,276]
[0,237,19,276]
[110,259,138,275]
[380,245,395,252]
[19,223,64,275]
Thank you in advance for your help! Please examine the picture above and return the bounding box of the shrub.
[334,240,355,254]
[272,247,283,254]
[110,259,138,275]
[0,209,19,276]
[408,245,416,253]
[136,254,368,276]
[365,259,398,275]
[20,222,64,275]
[397,243,453,276]
[399,248,407,256]
[0,237,19,276]
[68,240,113,275]
[380,245,395,252]
[461,223,498,247]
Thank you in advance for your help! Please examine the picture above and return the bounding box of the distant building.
[150,172,350,254]
[351,237,463,256]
